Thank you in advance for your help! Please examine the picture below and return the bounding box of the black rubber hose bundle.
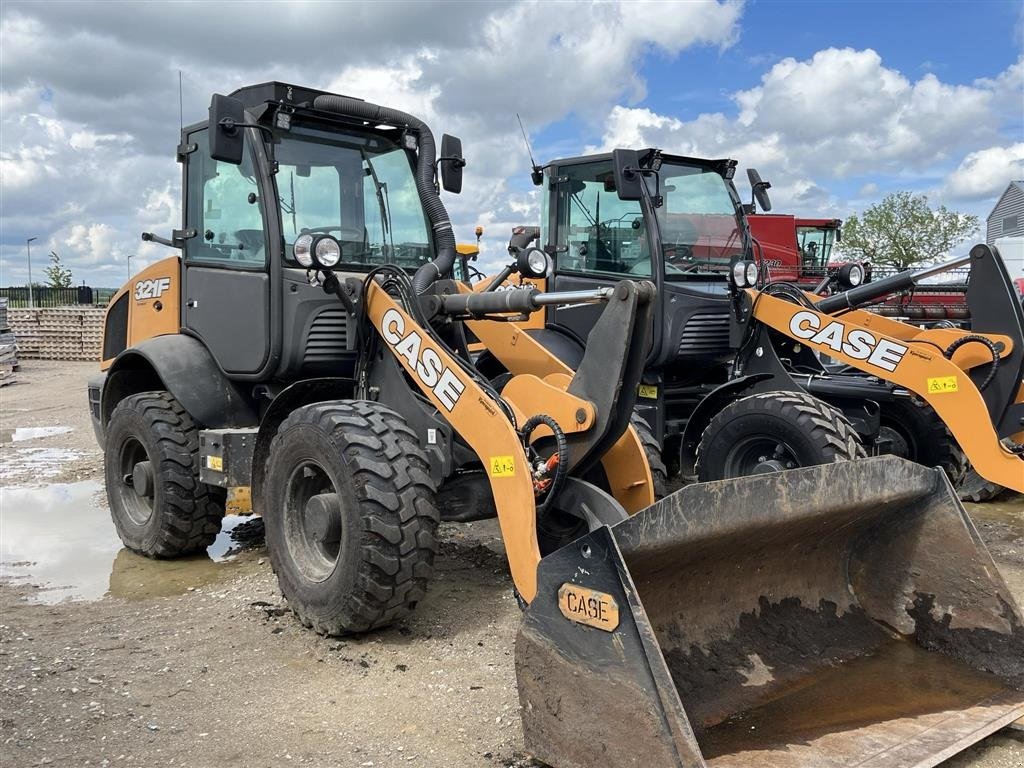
[943,334,1000,391]
[312,95,457,293]
[520,414,569,514]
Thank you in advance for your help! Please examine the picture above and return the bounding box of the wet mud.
[700,638,1011,760]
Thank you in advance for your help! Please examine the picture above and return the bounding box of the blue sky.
[1,0,1021,285]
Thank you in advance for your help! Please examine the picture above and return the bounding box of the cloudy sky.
[1,0,1022,287]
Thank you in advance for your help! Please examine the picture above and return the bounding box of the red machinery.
[749,214,971,325]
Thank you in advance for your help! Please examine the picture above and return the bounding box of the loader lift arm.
[740,243,1024,492]
[363,275,656,603]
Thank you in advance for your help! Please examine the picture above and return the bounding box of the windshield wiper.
[362,151,394,261]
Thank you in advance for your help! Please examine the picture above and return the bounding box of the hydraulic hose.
[312,95,457,293]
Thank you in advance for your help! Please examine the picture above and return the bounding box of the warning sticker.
[637,384,658,399]
[489,455,515,477]
[927,376,959,394]
[206,455,224,471]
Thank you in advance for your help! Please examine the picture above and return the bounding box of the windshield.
[273,124,432,270]
[653,162,746,278]
[796,225,837,270]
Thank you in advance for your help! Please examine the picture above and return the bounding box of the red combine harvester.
[749,214,972,327]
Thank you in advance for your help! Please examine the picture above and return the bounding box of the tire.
[262,400,439,635]
[696,390,866,482]
[878,397,968,486]
[632,415,668,500]
[104,391,224,557]
[958,467,1006,503]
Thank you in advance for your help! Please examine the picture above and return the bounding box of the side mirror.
[209,94,246,165]
[612,148,644,201]
[747,168,772,212]
[835,221,843,242]
[439,134,465,194]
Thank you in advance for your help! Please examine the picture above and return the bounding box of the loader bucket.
[516,457,1024,768]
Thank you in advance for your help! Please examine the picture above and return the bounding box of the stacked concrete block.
[9,306,105,362]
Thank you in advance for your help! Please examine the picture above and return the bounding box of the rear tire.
[696,391,865,482]
[104,391,224,557]
[262,401,439,635]
[878,398,967,486]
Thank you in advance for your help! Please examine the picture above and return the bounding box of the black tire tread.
[958,467,1007,503]
[631,415,668,500]
[267,400,439,635]
[106,391,224,557]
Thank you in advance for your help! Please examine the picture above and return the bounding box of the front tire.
[104,391,224,557]
[262,401,439,635]
[958,467,1007,503]
[878,397,967,486]
[696,391,865,482]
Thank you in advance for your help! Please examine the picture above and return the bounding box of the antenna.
[516,113,544,186]
[178,70,184,134]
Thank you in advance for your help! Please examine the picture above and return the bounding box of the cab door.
[547,159,652,342]
[182,127,271,375]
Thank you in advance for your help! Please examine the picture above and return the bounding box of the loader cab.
[180,82,441,384]
[542,150,749,369]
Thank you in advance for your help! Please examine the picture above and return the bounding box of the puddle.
[0,446,84,480]
[701,638,1012,765]
[965,494,1024,543]
[0,425,74,442]
[0,480,261,603]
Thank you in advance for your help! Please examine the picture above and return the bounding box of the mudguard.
[100,335,256,441]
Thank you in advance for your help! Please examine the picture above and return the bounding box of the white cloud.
[943,144,1024,201]
[0,0,743,285]
[591,49,1022,215]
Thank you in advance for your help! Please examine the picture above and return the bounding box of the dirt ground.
[1,360,1022,768]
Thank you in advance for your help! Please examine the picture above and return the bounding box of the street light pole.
[26,237,37,309]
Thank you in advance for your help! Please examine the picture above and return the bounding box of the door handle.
[186,299,199,308]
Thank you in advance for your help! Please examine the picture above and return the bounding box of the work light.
[293,233,314,267]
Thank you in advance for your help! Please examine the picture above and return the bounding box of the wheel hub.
[131,460,155,499]
[304,493,342,545]
[752,458,788,474]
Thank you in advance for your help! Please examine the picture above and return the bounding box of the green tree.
[837,192,979,270]
[44,250,73,288]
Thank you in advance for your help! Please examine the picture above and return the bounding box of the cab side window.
[185,128,266,267]
[554,160,650,277]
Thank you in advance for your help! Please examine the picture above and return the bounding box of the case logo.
[380,308,466,411]
[134,277,172,301]
[558,584,620,632]
[789,310,908,372]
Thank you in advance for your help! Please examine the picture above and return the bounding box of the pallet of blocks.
[0,298,16,386]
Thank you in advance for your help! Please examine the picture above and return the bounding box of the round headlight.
[517,247,550,278]
[732,261,748,287]
[745,261,759,286]
[313,235,341,268]
[848,263,864,287]
[293,233,314,267]
[837,262,865,288]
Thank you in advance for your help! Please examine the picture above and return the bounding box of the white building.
[986,180,1024,243]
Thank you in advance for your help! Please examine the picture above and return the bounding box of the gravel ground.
[1,360,1022,767]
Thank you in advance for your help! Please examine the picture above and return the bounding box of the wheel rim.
[283,460,344,583]
[723,436,801,477]
[116,437,155,526]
